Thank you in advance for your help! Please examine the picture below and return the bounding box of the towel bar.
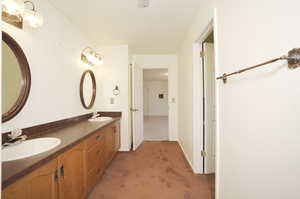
[216,48,300,83]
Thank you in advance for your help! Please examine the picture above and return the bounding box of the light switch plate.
[110,98,115,104]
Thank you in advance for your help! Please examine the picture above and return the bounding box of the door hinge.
[201,150,207,157]
[200,51,205,58]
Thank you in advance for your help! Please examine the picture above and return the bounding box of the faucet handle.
[91,112,100,119]
[9,129,23,139]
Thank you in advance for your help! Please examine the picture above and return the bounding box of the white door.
[203,42,216,174]
[131,64,144,151]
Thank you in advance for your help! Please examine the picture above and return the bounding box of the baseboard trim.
[119,147,130,152]
[177,140,196,173]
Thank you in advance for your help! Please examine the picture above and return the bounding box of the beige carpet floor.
[88,141,215,199]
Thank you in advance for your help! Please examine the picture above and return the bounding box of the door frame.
[203,42,216,174]
[131,65,172,146]
[142,68,170,141]
[192,8,220,199]
[130,63,144,150]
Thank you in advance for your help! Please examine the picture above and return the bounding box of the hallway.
[88,142,214,199]
[144,116,169,141]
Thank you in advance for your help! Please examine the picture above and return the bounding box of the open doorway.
[192,20,217,198]
[143,69,169,141]
[202,31,216,174]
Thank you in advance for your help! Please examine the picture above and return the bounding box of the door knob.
[130,108,138,112]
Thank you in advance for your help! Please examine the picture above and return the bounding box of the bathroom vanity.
[2,114,121,199]
[1,26,121,199]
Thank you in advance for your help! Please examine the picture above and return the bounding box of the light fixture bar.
[1,0,23,28]
[81,47,103,66]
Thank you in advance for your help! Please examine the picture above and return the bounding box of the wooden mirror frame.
[80,70,96,109]
[2,32,31,123]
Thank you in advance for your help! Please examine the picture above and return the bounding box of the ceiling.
[143,69,168,81]
[48,0,202,54]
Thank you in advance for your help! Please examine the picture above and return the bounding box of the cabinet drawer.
[86,144,104,172]
[86,131,104,149]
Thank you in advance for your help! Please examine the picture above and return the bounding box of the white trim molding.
[192,9,220,199]
[178,140,195,172]
[192,19,215,174]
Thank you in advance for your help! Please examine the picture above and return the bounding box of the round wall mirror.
[2,32,31,122]
[80,70,96,109]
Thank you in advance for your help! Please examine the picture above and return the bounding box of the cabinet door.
[114,122,121,152]
[27,159,59,199]
[2,177,30,199]
[58,142,85,199]
[104,128,114,166]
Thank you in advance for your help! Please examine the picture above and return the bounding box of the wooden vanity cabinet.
[2,159,58,199]
[28,159,59,199]
[84,129,106,194]
[104,127,115,166]
[2,143,85,199]
[2,121,120,199]
[58,142,85,199]
[114,121,121,154]
[2,177,30,199]
[104,122,120,166]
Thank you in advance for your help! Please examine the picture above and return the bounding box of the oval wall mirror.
[2,32,31,123]
[80,70,96,109]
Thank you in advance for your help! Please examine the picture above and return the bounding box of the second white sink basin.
[2,137,61,162]
[88,117,113,122]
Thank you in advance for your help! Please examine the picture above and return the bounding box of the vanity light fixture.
[2,0,24,28]
[23,1,43,28]
[1,0,43,29]
[81,47,103,66]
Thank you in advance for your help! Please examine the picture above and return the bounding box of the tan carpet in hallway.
[88,141,214,199]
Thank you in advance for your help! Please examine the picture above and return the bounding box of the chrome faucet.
[2,129,27,148]
[91,111,100,119]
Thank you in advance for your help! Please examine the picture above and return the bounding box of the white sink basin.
[2,138,61,162]
[88,117,113,122]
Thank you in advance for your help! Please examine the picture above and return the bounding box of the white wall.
[95,45,130,151]
[178,0,300,198]
[179,6,217,174]
[2,0,93,132]
[133,55,178,141]
[143,81,168,116]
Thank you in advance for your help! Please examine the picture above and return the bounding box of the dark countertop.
[2,117,120,189]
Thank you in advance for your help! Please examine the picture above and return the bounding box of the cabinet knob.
[96,135,102,140]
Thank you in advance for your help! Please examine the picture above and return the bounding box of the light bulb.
[2,0,23,15]
[23,9,43,28]
[89,55,99,65]
[94,54,103,65]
